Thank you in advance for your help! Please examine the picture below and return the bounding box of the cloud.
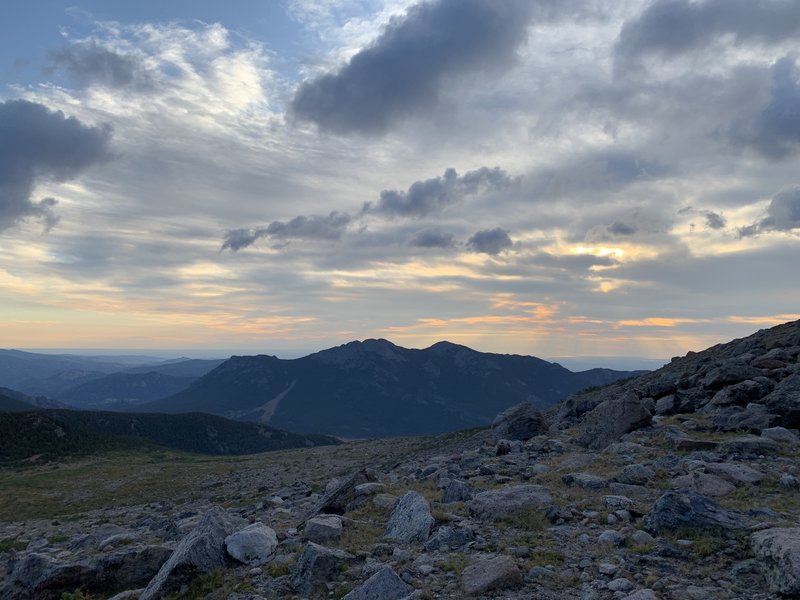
[678,206,727,230]
[49,41,154,90]
[615,0,800,66]
[363,166,514,218]
[0,100,112,232]
[739,184,800,236]
[222,211,352,251]
[410,230,456,248]
[730,56,800,159]
[466,227,512,254]
[291,0,536,135]
[608,221,637,236]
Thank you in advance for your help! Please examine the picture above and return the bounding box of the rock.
[461,555,522,595]
[751,528,800,595]
[424,525,474,552]
[711,403,779,433]
[598,530,625,547]
[623,591,658,600]
[225,523,279,566]
[670,472,736,497]
[761,374,800,422]
[602,495,634,510]
[303,514,344,543]
[710,379,772,406]
[441,479,473,503]
[562,473,607,490]
[719,435,779,455]
[355,482,385,496]
[704,462,764,485]
[492,401,549,441]
[608,577,634,592]
[761,426,799,444]
[312,468,377,516]
[615,464,655,486]
[342,566,413,600]
[577,391,652,450]
[630,530,655,546]
[384,491,434,543]
[752,356,787,370]
[780,475,800,489]
[93,544,172,591]
[140,506,241,600]
[643,491,744,534]
[655,395,676,415]
[0,552,95,600]
[702,362,762,389]
[372,493,398,510]
[290,543,355,597]
[469,484,552,521]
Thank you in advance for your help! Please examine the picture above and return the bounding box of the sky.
[1,0,799,360]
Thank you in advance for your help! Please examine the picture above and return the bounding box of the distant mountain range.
[141,339,643,438]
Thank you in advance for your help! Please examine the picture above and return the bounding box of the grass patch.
[440,553,470,573]
[0,537,27,552]
[528,549,565,567]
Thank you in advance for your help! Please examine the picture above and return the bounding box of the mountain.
[122,358,226,377]
[142,339,642,437]
[0,387,70,411]
[0,349,129,391]
[56,371,198,409]
[0,409,339,464]
[0,390,36,412]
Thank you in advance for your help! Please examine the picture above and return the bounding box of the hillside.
[143,339,640,437]
[56,371,197,409]
[0,409,339,464]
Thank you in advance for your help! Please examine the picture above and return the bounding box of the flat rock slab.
[383,491,434,543]
[719,435,780,455]
[751,528,800,595]
[670,472,736,497]
[469,484,552,521]
[342,566,413,600]
[225,523,278,566]
[705,462,764,485]
[643,491,744,534]
[461,555,521,596]
[562,472,607,490]
[291,542,355,597]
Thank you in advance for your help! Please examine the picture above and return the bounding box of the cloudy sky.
[1,0,799,360]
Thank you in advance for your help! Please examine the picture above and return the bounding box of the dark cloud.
[363,167,514,218]
[291,0,536,135]
[678,206,727,230]
[615,0,800,67]
[730,56,800,159]
[0,100,112,232]
[608,221,637,236]
[739,185,800,236]
[49,42,154,90]
[466,227,513,254]
[221,211,352,251]
[410,230,456,248]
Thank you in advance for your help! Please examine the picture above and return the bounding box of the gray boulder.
[384,491,434,543]
[140,506,242,600]
[342,566,413,600]
[562,473,607,490]
[0,552,95,600]
[643,491,744,534]
[93,544,172,591]
[492,402,548,441]
[761,426,799,445]
[424,525,475,552]
[469,484,552,521]
[312,468,377,516]
[615,463,655,486]
[290,542,355,597]
[225,523,279,566]
[719,435,779,455]
[461,555,522,595]
[441,479,473,503]
[670,472,736,497]
[577,391,652,450]
[705,462,764,485]
[751,528,800,595]
[303,514,344,543]
[711,403,778,432]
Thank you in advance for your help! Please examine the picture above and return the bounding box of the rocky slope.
[143,339,639,437]
[2,320,800,599]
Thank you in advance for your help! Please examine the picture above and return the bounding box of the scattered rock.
[290,543,355,597]
[643,491,744,534]
[751,528,800,595]
[384,491,434,543]
[342,565,413,600]
[441,479,473,503]
[577,391,652,450]
[469,484,552,521]
[303,514,344,544]
[225,523,278,566]
[492,402,549,441]
[461,555,522,595]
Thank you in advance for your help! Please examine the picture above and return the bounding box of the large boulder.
[491,402,548,441]
[383,491,434,543]
[469,484,551,521]
[643,491,744,534]
[311,469,377,516]
[140,506,242,600]
[0,553,95,600]
[225,523,279,566]
[92,545,173,591]
[577,391,652,450]
[303,514,344,543]
[441,479,473,504]
[290,542,355,597]
[751,528,800,595]
[342,566,413,600]
[461,555,522,596]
